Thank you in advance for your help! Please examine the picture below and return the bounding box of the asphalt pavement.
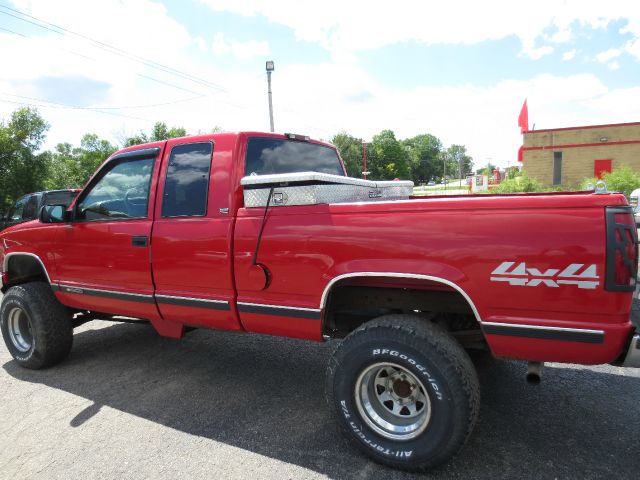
[1,307,639,480]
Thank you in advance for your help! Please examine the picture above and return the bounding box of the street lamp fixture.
[266,61,275,132]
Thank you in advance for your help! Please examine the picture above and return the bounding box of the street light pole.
[265,60,275,132]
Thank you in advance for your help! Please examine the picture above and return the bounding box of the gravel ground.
[1,309,639,480]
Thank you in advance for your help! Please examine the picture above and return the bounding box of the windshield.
[245,137,345,176]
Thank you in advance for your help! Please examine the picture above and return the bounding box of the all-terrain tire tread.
[326,314,480,472]
[1,282,72,369]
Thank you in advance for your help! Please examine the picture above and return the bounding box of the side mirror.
[39,205,71,223]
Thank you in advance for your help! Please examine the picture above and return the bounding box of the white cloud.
[562,49,577,61]
[548,28,572,44]
[625,38,640,60]
[526,46,554,60]
[1,0,639,177]
[596,48,621,63]
[11,0,194,61]
[211,33,231,55]
[212,33,270,59]
[607,60,621,70]
[199,0,640,60]
[264,66,633,169]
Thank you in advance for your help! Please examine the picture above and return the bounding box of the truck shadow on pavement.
[4,321,640,480]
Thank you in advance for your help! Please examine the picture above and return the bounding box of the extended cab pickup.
[1,132,639,472]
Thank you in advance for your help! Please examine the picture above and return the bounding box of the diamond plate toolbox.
[241,172,414,207]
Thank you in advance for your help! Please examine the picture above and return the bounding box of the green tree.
[368,130,410,180]
[0,108,50,212]
[492,174,545,193]
[124,121,187,146]
[332,131,364,177]
[444,144,473,179]
[402,134,442,184]
[580,166,640,198]
[477,162,497,176]
[45,134,117,189]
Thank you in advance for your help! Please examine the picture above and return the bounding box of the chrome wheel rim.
[355,362,431,441]
[7,307,33,353]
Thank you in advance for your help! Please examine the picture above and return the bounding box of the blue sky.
[1,0,639,168]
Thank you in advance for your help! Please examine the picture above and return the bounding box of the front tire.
[1,282,73,369]
[326,315,480,472]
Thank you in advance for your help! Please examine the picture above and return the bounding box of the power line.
[0,98,152,122]
[1,25,103,61]
[0,4,227,92]
[1,92,205,110]
[0,9,264,117]
[1,26,255,113]
[0,25,26,37]
[0,24,206,96]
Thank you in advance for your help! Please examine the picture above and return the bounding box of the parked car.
[630,188,640,208]
[1,189,80,231]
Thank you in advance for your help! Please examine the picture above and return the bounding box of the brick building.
[521,122,640,187]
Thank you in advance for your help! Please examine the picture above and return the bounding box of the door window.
[161,142,213,217]
[8,196,27,222]
[76,158,154,221]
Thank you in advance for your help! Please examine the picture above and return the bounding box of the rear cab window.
[161,142,213,218]
[43,191,78,208]
[245,137,345,176]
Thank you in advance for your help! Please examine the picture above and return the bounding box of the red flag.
[517,145,524,162]
[518,99,528,133]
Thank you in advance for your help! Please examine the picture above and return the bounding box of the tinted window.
[245,138,344,176]
[8,196,27,222]
[161,142,212,217]
[23,195,39,220]
[77,158,154,221]
[43,191,78,208]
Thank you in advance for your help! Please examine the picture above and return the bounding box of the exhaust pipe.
[526,361,544,384]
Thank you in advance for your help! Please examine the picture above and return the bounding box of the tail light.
[605,206,638,291]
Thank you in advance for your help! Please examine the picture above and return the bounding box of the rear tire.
[1,282,73,369]
[326,314,480,472]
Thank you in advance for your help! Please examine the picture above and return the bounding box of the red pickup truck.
[1,132,639,472]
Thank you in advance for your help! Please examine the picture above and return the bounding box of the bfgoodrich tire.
[326,315,480,472]
[1,282,73,369]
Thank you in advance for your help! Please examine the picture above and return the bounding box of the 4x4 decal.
[490,262,599,289]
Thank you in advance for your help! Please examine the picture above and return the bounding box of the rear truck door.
[54,146,164,322]
[150,136,241,331]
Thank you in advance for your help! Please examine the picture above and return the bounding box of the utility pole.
[442,153,446,185]
[265,60,275,132]
[362,142,369,180]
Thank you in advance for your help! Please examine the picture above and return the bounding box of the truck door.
[54,147,162,320]
[150,138,240,331]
